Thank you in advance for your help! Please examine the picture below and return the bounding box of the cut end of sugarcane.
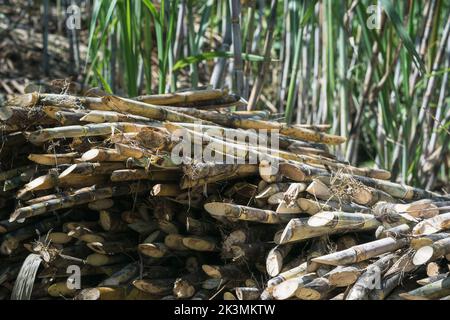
[255,186,275,199]
[59,164,77,179]
[132,279,152,293]
[9,210,21,223]
[48,281,77,298]
[82,149,101,162]
[279,163,306,182]
[182,237,216,252]
[86,253,109,266]
[296,287,321,300]
[173,279,195,299]
[204,202,228,217]
[202,265,221,278]
[223,292,237,300]
[87,242,107,255]
[308,211,335,227]
[138,243,167,258]
[412,246,434,266]
[79,234,105,243]
[266,251,283,277]
[48,232,72,245]
[398,293,430,301]
[272,278,299,300]
[75,288,100,300]
[99,211,113,231]
[279,221,295,244]
[310,254,337,266]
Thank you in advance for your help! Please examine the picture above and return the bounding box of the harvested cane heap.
[0,86,450,300]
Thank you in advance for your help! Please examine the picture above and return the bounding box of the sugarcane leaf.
[85,0,118,74]
[300,0,318,27]
[141,0,160,21]
[94,68,113,94]
[173,51,267,71]
[379,0,426,75]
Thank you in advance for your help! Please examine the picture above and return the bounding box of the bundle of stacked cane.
[0,85,449,300]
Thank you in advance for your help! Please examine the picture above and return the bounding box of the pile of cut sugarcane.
[0,85,450,300]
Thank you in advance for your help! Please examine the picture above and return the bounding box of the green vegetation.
[85,0,450,189]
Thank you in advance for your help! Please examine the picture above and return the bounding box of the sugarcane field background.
[0,0,449,302]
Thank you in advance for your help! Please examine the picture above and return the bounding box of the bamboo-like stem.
[204,202,298,224]
[297,198,370,215]
[346,253,398,300]
[28,153,79,166]
[247,0,278,110]
[281,162,449,200]
[110,169,180,182]
[412,212,450,236]
[312,238,409,266]
[279,211,380,244]
[135,89,227,105]
[10,183,152,222]
[266,244,292,277]
[26,122,148,144]
[413,238,450,266]
[399,277,450,300]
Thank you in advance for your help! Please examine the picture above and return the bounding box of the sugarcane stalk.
[325,265,362,287]
[399,276,450,300]
[413,238,450,266]
[411,233,450,250]
[87,240,135,255]
[85,253,130,267]
[182,236,219,252]
[81,149,130,162]
[235,287,261,300]
[99,211,129,233]
[0,166,36,182]
[98,263,139,287]
[1,214,69,255]
[186,217,218,236]
[17,171,107,198]
[135,89,227,105]
[204,202,297,224]
[139,243,170,258]
[417,273,449,286]
[181,164,258,189]
[26,122,148,144]
[279,211,380,244]
[375,224,411,239]
[295,277,335,300]
[297,198,370,215]
[102,96,214,124]
[412,212,450,236]
[312,237,410,266]
[164,234,190,251]
[28,153,79,166]
[110,169,180,182]
[80,110,156,124]
[133,278,175,296]
[173,272,206,299]
[10,183,152,222]
[281,162,449,200]
[267,262,308,288]
[271,273,317,300]
[256,183,291,199]
[202,264,247,280]
[60,163,125,179]
[266,244,293,277]
[88,199,115,211]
